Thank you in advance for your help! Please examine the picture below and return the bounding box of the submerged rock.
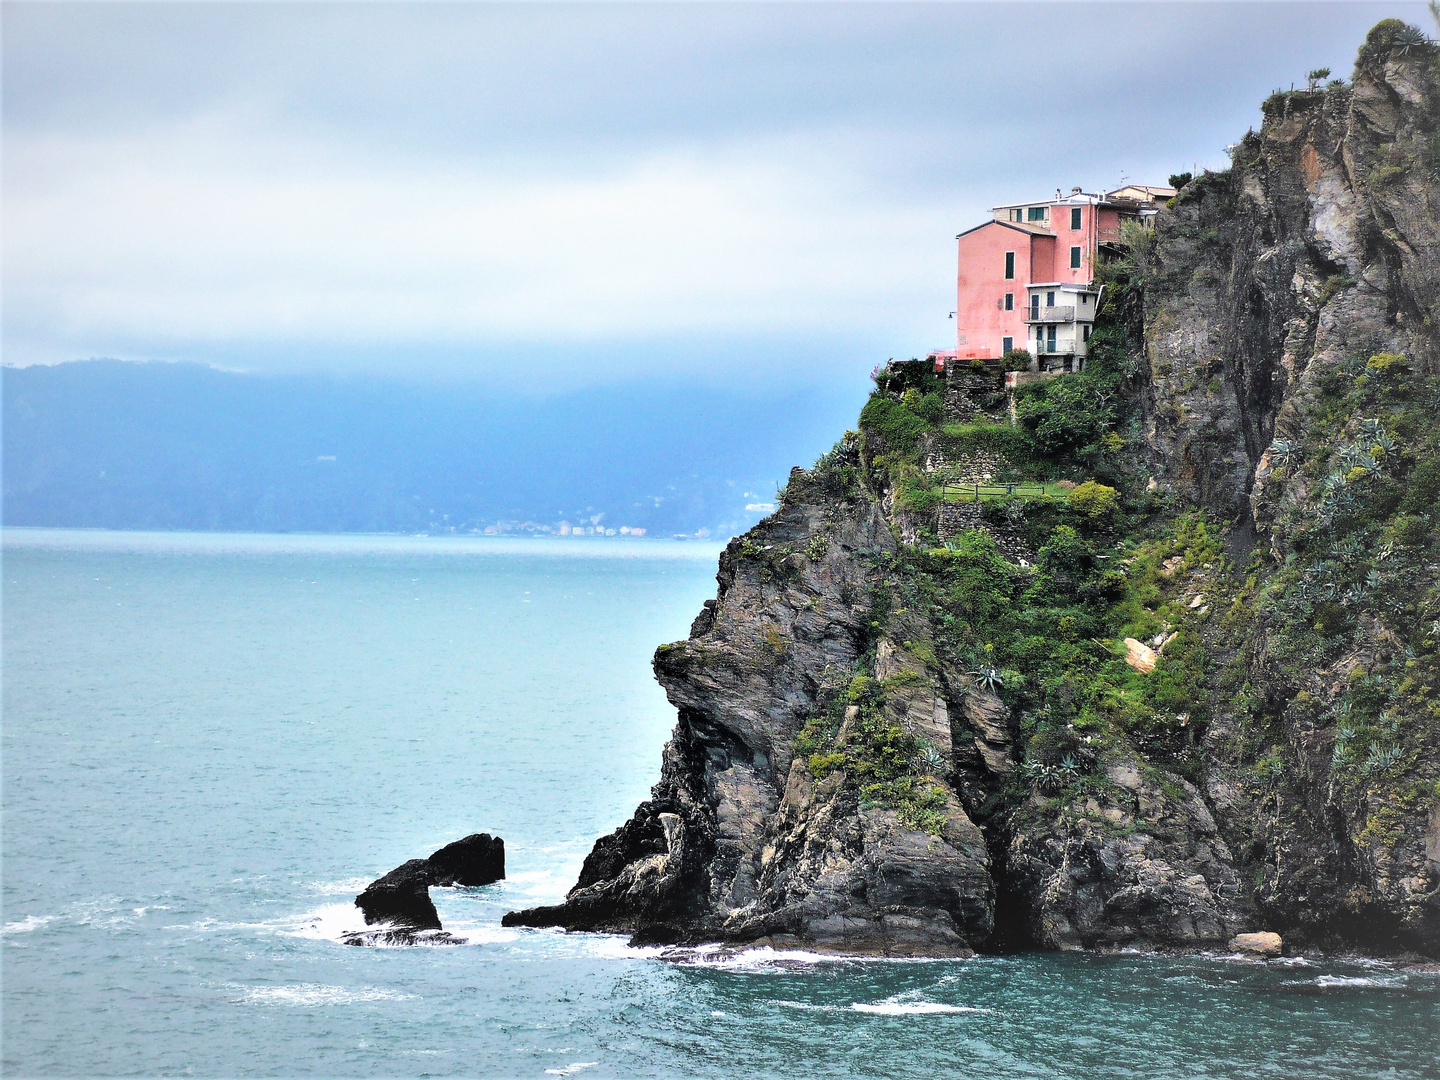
[348,832,505,946]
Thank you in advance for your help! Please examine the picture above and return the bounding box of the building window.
[1002,336,1014,354]
[1027,206,1046,221]
[1004,251,1015,279]
[1004,293,1014,311]
[1030,294,1040,319]
[1083,325,1091,342]
[1070,246,1082,269]
[1012,208,1023,222]
[1047,325,1057,351]
[1036,326,1044,347]
[1071,207,1082,230]
[1046,291,1055,306]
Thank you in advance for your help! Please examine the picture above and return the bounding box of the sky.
[3,1,1429,392]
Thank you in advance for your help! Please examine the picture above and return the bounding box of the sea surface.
[4,528,1437,1079]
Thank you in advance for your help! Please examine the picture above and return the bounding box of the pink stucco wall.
[953,199,1135,356]
[955,221,1031,357]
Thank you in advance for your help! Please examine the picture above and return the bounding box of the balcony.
[1025,305,1077,324]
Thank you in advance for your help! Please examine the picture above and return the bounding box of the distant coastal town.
[446,518,717,540]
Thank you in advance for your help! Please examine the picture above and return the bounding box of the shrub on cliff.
[1068,480,1120,521]
[1356,18,1436,74]
[1014,377,1117,458]
[859,394,931,453]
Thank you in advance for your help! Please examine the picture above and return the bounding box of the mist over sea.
[3,529,1436,1078]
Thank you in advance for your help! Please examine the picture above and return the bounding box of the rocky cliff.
[506,22,1440,958]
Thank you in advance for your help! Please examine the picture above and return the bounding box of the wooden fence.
[941,482,1048,503]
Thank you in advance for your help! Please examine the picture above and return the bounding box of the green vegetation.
[793,674,952,834]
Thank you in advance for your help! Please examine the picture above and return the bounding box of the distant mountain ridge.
[3,360,867,539]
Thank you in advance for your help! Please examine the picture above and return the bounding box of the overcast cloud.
[3,2,1425,389]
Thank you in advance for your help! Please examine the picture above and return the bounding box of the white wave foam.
[774,997,992,1016]
[277,902,374,943]
[436,922,519,946]
[234,983,416,1007]
[2,915,55,935]
[306,877,373,896]
[852,1001,990,1016]
[672,945,850,972]
[544,1064,598,1077]
[1313,975,1406,989]
[573,933,664,961]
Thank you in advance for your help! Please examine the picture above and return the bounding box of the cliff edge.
[506,21,1440,957]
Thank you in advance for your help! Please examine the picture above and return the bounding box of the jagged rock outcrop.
[1144,35,1439,521]
[506,457,996,955]
[506,24,1439,959]
[349,833,504,945]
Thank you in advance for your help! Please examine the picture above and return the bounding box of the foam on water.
[669,943,961,973]
[544,1063,600,1076]
[1313,975,1408,990]
[233,983,416,1007]
[2,915,55,935]
[851,1001,992,1016]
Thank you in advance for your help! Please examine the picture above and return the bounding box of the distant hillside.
[2,361,868,538]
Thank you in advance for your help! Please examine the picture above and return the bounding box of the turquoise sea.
[3,528,1437,1079]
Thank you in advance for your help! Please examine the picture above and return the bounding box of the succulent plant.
[1361,743,1404,775]
[970,665,1004,692]
[917,745,947,774]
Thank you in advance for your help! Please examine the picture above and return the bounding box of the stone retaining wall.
[936,502,1033,562]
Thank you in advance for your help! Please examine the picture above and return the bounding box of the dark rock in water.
[428,833,505,887]
[348,833,506,946]
[355,859,443,930]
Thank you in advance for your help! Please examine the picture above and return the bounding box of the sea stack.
[349,832,505,944]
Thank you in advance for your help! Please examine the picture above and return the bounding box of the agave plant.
[1373,432,1398,458]
[916,745,947,774]
[1342,585,1366,607]
[1361,743,1404,775]
[1330,537,1363,563]
[1391,23,1433,57]
[970,665,1004,692]
[1365,570,1384,590]
[1268,439,1295,468]
[1358,417,1385,440]
[1338,443,1370,470]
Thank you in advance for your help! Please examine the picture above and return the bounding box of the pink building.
[944,185,1173,371]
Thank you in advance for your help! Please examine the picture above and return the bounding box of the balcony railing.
[1025,305,1077,324]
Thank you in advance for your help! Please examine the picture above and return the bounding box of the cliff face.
[506,25,1440,958]
[1145,31,1440,520]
